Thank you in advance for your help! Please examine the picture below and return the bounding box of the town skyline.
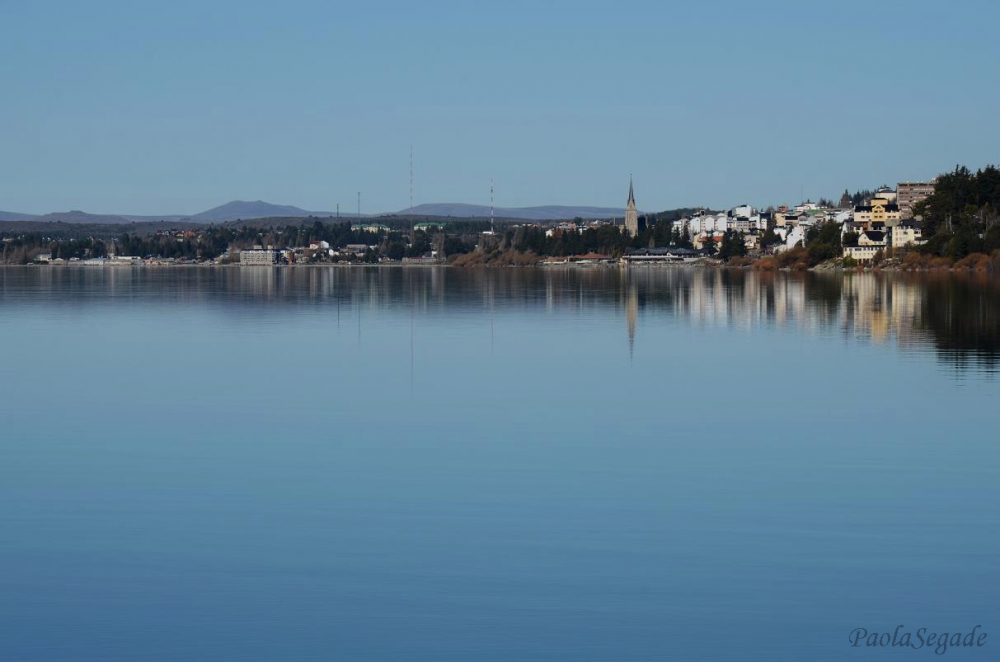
[0,169,957,221]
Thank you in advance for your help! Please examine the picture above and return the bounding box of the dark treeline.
[505,224,631,256]
[838,189,875,208]
[915,165,1000,260]
[0,219,484,264]
[502,216,700,257]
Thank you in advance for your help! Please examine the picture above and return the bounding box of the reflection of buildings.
[614,269,963,364]
[13,266,987,373]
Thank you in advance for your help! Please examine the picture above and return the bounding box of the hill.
[192,200,333,222]
[400,203,625,221]
[0,210,40,222]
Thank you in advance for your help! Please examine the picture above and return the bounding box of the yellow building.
[853,197,901,230]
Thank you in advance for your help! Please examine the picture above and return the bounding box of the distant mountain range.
[396,203,624,220]
[0,210,40,222]
[0,201,336,225]
[0,200,624,224]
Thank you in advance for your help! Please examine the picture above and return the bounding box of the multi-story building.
[777,212,805,228]
[844,230,888,262]
[853,197,901,230]
[891,219,925,249]
[239,248,279,265]
[897,180,936,218]
[355,223,391,233]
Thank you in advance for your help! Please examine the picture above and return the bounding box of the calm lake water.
[1,266,998,661]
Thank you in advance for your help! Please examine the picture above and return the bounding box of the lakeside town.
[3,164,999,272]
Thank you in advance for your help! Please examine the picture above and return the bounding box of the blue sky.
[1,0,998,215]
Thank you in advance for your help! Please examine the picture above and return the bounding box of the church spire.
[624,175,639,237]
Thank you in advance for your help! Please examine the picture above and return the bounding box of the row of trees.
[0,220,484,264]
[502,216,707,258]
[838,189,875,208]
[504,224,633,256]
[915,165,1000,260]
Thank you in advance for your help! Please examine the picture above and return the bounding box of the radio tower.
[490,179,494,234]
[409,146,414,215]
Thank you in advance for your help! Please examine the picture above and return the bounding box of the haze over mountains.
[0,200,626,224]
[400,203,623,220]
[0,201,332,224]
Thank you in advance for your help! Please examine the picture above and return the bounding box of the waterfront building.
[623,247,706,263]
[340,244,371,256]
[239,248,279,265]
[844,230,888,262]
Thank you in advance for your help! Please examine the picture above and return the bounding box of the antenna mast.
[409,146,414,215]
[490,179,494,234]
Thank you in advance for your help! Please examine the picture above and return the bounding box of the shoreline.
[3,260,999,276]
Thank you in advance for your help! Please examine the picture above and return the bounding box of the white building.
[844,231,888,262]
[785,225,808,249]
[240,248,279,265]
[891,220,925,249]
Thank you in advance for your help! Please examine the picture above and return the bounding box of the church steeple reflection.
[626,280,638,363]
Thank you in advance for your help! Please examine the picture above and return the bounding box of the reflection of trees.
[915,274,1000,370]
[1,265,998,373]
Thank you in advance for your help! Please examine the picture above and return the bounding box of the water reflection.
[1,266,998,373]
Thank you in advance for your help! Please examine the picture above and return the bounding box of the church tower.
[624,176,639,238]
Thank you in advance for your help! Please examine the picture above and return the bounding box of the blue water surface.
[1,266,997,661]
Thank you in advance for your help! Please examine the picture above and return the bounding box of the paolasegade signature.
[850,625,986,655]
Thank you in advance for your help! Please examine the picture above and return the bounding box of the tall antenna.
[357,192,361,221]
[336,203,339,220]
[409,146,414,215]
[490,178,494,234]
